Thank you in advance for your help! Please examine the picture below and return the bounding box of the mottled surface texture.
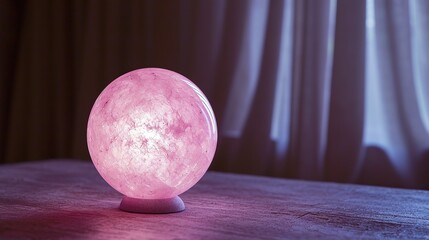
[1,160,429,239]
[87,68,217,199]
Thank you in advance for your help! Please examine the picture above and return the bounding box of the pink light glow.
[87,68,217,200]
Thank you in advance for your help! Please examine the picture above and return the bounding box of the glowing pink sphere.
[87,68,217,200]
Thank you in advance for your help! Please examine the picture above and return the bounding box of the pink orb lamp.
[87,68,217,213]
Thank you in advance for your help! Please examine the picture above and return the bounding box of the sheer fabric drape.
[1,0,428,189]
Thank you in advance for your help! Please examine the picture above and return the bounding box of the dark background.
[1,0,428,189]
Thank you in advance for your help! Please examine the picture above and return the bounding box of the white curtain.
[362,0,429,187]
[218,0,429,188]
[2,0,428,188]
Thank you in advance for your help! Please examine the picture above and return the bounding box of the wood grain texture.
[0,160,428,239]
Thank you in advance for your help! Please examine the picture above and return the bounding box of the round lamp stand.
[119,196,185,214]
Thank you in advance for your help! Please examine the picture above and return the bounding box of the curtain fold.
[324,0,367,183]
[0,0,22,163]
[1,0,428,189]
[235,0,283,175]
[286,0,336,180]
[360,0,429,188]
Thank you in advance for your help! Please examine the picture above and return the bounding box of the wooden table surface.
[0,160,428,239]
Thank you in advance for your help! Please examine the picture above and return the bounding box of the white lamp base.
[119,196,185,213]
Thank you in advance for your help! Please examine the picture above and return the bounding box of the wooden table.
[1,160,428,239]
